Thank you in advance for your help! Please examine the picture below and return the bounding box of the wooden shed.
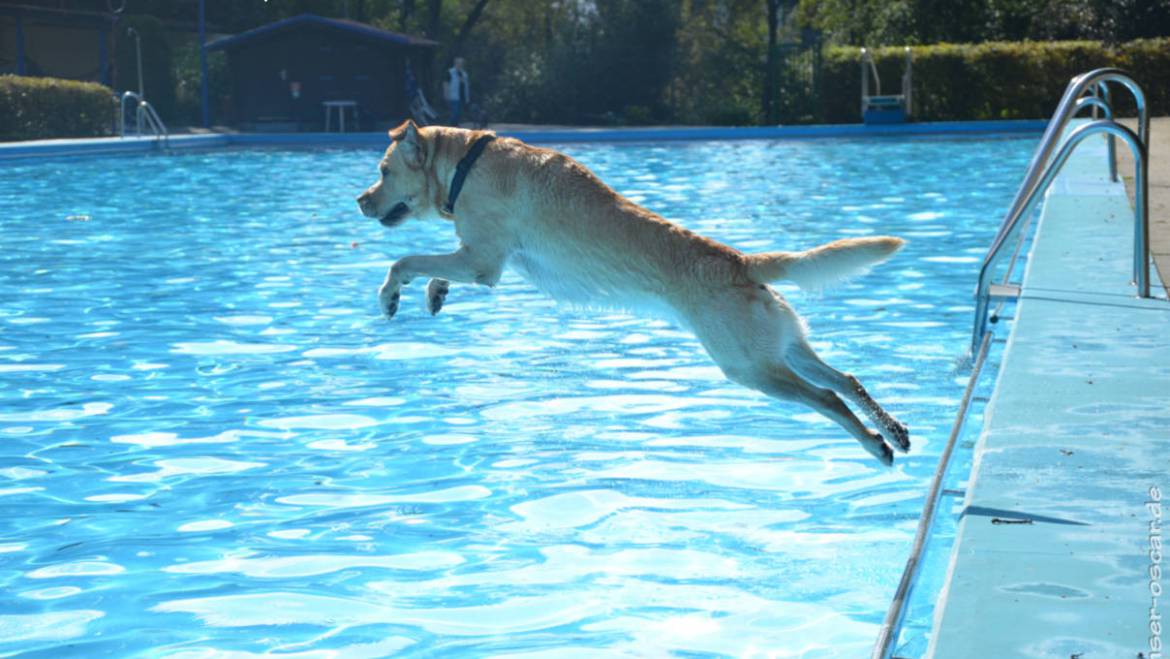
[205,13,437,131]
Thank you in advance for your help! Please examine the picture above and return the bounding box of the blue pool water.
[0,136,1034,656]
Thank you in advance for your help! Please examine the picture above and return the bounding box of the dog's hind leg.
[750,370,895,465]
[783,339,910,453]
[682,286,895,465]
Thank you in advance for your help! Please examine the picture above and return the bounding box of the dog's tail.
[745,236,905,290]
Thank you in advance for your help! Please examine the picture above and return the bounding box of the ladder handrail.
[860,47,913,118]
[902,47,912,119]
[138,100,169,146]
[860,48,883,116]
[981,92,1120,326]
[973,118,1148,352]
[972,70,1150,354]
[1088,82,1118,182]
[988,69,1146,254]
[118,91,169,145]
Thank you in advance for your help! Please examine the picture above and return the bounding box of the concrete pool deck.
[1115,116,1170,292]
[927,135,1170,657]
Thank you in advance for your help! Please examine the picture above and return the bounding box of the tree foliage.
[47,0,1169,125]
[796,0,1170,46]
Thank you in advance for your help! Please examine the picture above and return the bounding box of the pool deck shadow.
[927,136,1170,658]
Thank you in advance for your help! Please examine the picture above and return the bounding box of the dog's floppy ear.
[389,119,422,166]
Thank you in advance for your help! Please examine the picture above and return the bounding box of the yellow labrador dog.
[357,120,909,465]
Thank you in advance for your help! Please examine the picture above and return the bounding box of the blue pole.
[15,15,26,76]
[199,0,210,127]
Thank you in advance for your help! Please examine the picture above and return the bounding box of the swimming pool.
[0,135,1034,656]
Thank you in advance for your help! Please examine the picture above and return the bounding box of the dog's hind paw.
[426,278,449,316]
[886,419,910,453]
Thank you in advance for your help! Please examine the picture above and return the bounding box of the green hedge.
[0,76,117,142]
[819,37,1170,123]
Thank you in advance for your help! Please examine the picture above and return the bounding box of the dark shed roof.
[205,13,438,51]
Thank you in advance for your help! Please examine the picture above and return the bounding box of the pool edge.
[925,136,1170,657]
[0,120,1048,160]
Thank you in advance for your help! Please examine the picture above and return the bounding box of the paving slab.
[1114,116,1170,292]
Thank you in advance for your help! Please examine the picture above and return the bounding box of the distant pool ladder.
[872,69,1149,659]
[860,47,912,124]
[119,91,170,146]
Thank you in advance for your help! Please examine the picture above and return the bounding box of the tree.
[762,0,799,124]
[451,0,491,56]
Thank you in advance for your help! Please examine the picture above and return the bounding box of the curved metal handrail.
[860,48,883,116]
[981,92,1120,328]
[139,100,169,146]
[861,47,913,118]
[119,90,169,145]
[119,91,141,137]
[972,70,1149,353]
[1076,94,1117,181]
[973,118,1148,350]
[988,69,1146,254]
[902,47,912,119]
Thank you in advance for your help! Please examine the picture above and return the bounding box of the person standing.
[444,57,470,126]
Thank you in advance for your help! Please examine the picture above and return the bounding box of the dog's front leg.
[379,248,502,319]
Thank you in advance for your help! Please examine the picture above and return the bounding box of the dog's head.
[356,119,430,228]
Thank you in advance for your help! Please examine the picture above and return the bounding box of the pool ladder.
[119,91,170,146]
[872,68,1150,659]
[971,68,1151,354]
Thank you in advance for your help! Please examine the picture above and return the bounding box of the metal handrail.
[985,92,1120,328]
[974,119,1149,348]
[139,101,169,146]
[985,69,1146,258]
[118,91,169,145]
[1076,94,1117,181]
[119,91,142,136]
[902,47,912,119]
[972,70,1150,353]
[871,330,994,659]
[1088,83,1118,182]
[860,48,882,116]
[972,118,1149,351]
[860,47,912,117]
[983,92,1119,327]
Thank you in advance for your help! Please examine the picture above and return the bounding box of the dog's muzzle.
[379,202,410,227]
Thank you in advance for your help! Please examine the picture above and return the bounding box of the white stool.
[323,100,358,132]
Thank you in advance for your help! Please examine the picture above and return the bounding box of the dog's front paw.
[378,284,401,319]
[426,278,449,316]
